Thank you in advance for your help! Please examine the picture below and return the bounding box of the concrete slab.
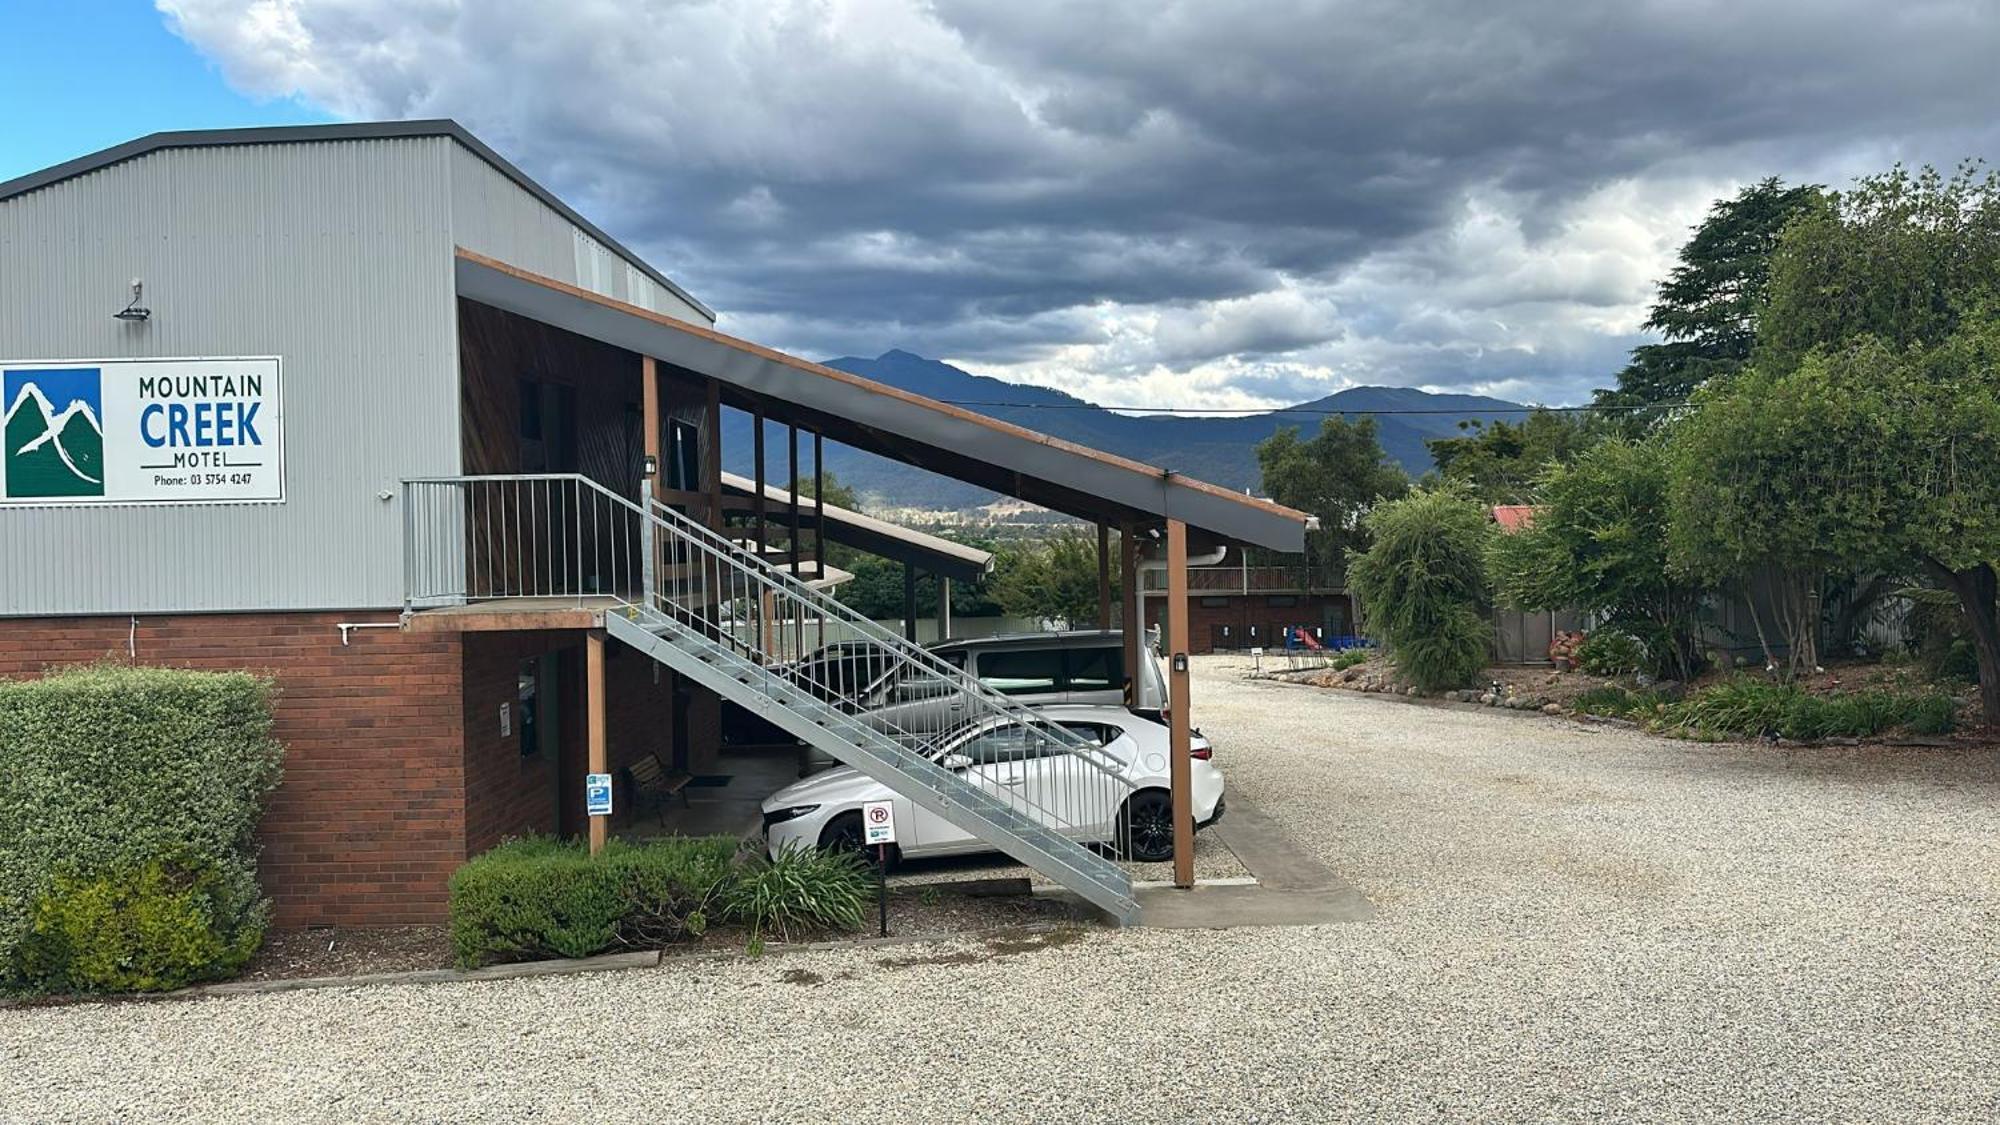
[1209,796,1348,892]
[1134,882,1374,929]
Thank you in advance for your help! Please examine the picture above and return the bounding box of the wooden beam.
[813,430,826,581]
[641,357,663,505]
[587,629,609,856]
[1166,519,1193,889]
[1121,525,1141,708]
[1104,520,1120,624]
[752,409,767,554]
[787,424,801,578]
[704,379,722,528]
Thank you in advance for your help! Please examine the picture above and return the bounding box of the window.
[957,724,1046,765]
[517,656,559,758]
[977,649,1063,696]
[1200,596,1232,609]
[1267,595,1299,608]
[1064,646,1124,693]
[666,420,701,491]
[1058,721,1118,747]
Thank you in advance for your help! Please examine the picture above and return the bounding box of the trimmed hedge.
[449,837,869,968]
[0,665,283,993]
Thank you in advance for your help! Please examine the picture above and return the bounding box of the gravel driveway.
[6,655,1998,1123]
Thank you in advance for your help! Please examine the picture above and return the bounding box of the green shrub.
[449,836,746,968]
[723,843,869,945]
[15,857,264,993]
[1571,684,1676,721]
[1653,679,1958,740]
[1576,630,1649,676]
[1346,484,1494,693]
[1330,650,1370,671]
[0,665,283,992]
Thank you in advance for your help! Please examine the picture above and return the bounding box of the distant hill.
[722,349,1527,510]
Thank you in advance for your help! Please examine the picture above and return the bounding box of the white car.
[760,705,1224,864]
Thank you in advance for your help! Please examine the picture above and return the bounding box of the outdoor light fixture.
[641,453,659,478]
[113,278,150,322]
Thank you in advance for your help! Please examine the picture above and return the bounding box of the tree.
[1345,483,1494,692]
[988,531,1117,628]
[1488,438,1705,679]
[1256,416,1408,582]
[1746,162,2000,725]
[1759,162,2000,372]
[1595,178,1825,416]
[1426,408,1599,503]
[1875,320,2000,725]
[1665,348,1897,679]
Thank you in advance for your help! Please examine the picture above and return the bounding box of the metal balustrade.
[403,473,1141,923]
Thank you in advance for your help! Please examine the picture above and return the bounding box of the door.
[1023,721,1126,839]
[909,722,1041,853]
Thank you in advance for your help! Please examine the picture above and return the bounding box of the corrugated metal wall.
[0,138,461,615]
[448,145,707,323]
[1,132,711,617]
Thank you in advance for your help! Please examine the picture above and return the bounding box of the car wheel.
[1116,789,1175,863]
[817,812,894,870]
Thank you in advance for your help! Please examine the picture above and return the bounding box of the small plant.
[722,843,869,945]
[1330,650,1370,671]
[1576,630,1648,677]
[1652,679,1957,741]
[15,857,265,993]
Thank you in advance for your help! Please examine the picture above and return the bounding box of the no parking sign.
[863,800,896,845]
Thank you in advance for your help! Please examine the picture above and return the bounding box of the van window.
[1064,646,1123,693]
[977,649,1063,696]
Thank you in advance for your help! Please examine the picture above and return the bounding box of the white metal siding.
[0,138,460,615]
[449,144,706,323]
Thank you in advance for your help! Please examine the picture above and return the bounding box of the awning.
[454,249,1311,552]
[719,471,993,583]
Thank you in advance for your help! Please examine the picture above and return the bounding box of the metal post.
[903,564,919,642]
[937,577,953,641]
[1167,519,1194,889]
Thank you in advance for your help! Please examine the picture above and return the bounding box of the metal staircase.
[402,473,1141,924]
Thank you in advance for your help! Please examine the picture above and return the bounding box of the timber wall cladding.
[0,613,467,927]
[458,299,687,596]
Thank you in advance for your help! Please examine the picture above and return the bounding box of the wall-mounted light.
[113,278,150,322]
[641,453,659,478]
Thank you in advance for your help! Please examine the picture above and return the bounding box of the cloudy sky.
[36,2,2000,407]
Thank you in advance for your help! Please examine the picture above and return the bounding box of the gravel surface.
[6,654,1998,1122]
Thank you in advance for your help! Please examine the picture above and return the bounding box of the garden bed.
[1286,652,1987,744]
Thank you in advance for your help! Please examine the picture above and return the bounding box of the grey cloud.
[160,0,2000,405]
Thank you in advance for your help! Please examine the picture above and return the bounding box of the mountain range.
[722,350,1527,511]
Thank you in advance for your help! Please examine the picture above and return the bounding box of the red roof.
[1491,505,1539,533]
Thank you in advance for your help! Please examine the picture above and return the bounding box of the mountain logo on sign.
[3,368,105,498]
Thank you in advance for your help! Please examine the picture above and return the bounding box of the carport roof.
[718,471,994,583]
[455,249,1312,552]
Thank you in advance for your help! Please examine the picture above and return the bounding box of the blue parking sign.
[586,772,614,817]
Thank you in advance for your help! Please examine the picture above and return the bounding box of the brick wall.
[0,612,465,928]
[460,631,565,855]
[461,630,677,845]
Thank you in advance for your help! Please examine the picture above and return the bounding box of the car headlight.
[762,804,820,828]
